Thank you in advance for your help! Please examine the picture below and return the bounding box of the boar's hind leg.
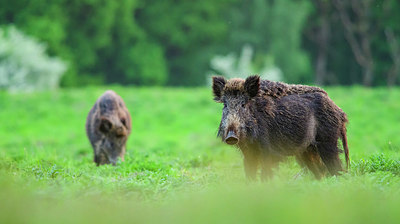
[296,147,326,179]
[317,142,343,176]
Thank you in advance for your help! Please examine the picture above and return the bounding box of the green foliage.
[371,0,400,86]
[119,41,168,85]
[304,0,400,86]
[263,0,312,83]
[1,0,399,86]
[223,0,312,83]
[0,87,400,223]
[0,0,170,86]
[135,0,235,85]
[353,154,400,175]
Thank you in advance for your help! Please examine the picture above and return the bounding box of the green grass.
[1,86,400,223]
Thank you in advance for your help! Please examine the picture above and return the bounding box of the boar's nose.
[115,126,126,137]
[225,131,239,145]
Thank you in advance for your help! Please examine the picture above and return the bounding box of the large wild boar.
[212,76,349,180]
[86,90,132,166]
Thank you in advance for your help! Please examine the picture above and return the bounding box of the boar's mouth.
[95,152,116,166]
[225,130,239,145]
[97,154,117,166]
[96,141,119,166]
[116,133,126,138]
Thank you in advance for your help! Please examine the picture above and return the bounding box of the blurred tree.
[135,0,235,85]
[95,0,168,85]
[333,0,375,86]
[304,0,361,85]
[222,0,313,84]
[304,0,332,85]
[304,0,400,86]
[0,0,168,86]
[209,44,283,83]
[116,41,167,85]
[1,0,399,86]
[375,0,400,86]
[0,0,74,83]
[0,26,66,91]
[384,29,400,86]
[62,0,119,85]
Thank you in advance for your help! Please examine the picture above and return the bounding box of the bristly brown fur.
[224,78,245,91]
[215,76,327,99]
[260,80,327,98]
[86,90,132,166]
[212,75,349,181]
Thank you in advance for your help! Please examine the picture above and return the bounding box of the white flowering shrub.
[207,44,283,84]
[0,26,66,92]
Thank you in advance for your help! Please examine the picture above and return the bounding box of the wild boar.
[212,75,349,180]
[86,90,132,166]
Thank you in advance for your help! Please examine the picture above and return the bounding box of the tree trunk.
[315,17,329,85]
[385,28,400,86]
[311,0,331,86]
[333,0,374,86]
[363,64,373,86]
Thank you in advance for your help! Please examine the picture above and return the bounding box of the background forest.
[1,0,399,88]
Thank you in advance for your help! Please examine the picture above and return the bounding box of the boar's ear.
[99,118,112,133]
[212,76,226,102]
[244,75,260,98]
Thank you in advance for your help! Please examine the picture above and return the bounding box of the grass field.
[1,86,400,223]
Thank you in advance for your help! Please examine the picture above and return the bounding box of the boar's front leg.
[260,152,281,181]
[242,148,260,181]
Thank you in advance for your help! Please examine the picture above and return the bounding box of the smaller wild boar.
[212,75,349,180]
[86,90,132,166]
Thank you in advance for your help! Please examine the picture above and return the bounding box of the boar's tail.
[341,127,350,170]
[340,114,350,171]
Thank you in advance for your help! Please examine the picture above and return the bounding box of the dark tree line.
[305,0,400,86]
[0,0,399,86]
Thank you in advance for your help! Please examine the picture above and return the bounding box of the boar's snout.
[115,126,127,138]
[225,130,239,145]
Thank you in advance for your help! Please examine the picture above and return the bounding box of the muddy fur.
[86,90,132,166]
[212,75,349,180]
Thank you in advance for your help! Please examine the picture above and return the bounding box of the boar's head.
[212,75,260,146]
